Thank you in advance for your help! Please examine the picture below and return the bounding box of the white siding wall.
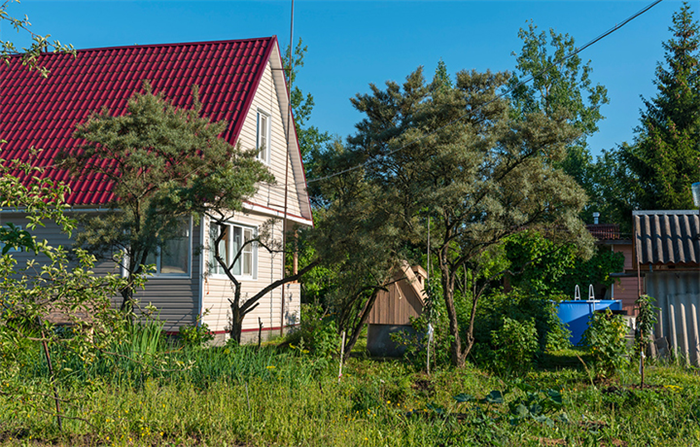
[201,212,301,339]
[236,60,306,221]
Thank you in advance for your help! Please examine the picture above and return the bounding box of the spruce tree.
[624,2,700,210]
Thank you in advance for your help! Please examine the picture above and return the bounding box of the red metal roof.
[0,37,277,205]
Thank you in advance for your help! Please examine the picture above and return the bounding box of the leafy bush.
[471,288,571,367]
[581,308,629,378]
[179,322,214,349]
[634,294,659,355]
[392,280,455,370]
[492,317,539,375]
[284,303,339,358]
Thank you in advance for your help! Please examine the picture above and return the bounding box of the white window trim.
[148,216,193,278]
[208,220,258,280]
[256,109,271,165]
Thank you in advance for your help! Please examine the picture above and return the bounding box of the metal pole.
[280,0,295,337]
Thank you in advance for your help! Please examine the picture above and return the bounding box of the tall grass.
[4,336,700,446]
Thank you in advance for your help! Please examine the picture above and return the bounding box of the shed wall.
[646,271,700,365]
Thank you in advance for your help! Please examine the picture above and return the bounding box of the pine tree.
[624,2,700,210]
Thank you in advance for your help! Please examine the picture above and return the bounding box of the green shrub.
[492,317,539,375]
[179,322,214,349]
[392,280,456,370]
[581,308,629,379]
[471,288,571,367]
[284,303,339,358]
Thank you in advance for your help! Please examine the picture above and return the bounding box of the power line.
[299,0,663,187]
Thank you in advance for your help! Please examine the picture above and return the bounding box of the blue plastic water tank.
[556,300,622,345]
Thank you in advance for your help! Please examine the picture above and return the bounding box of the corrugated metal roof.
[633,210,700,265]
[0,37,276,205]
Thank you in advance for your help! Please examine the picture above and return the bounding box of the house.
[585,221,638,316]
[633,210,700,364]
[0,37,313,343]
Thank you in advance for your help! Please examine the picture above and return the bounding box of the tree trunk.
[119,286,135,317]
[228,285,243,344]
[342,290,381,360]
[440,264,466,367]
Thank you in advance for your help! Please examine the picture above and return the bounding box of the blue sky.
[7,1,694,157]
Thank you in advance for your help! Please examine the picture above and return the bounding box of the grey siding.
[0,211,200,332]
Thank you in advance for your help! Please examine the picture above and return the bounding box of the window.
[145,218,191,275]
[256,110,270,163]
[209,222,257,278]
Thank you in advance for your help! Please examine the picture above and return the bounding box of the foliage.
[0,0,75,77]
[622,2,700,211]
[338,60,591,367]
[504,230,625,298]
[504,230,577,296]
[284,304,340,359]
[472,288,571,367]
[393,280,456,370]
[580,309,629,379]
[635,295,659,353]
[491,317,539,375]
[635,294,660,386]
[0,161,131,430]
[3,337,700,446]
[60,82,272,319]
[309,140,410,358]
[507,383,565,427]
[179,322,214,349]
[508,22,609,220]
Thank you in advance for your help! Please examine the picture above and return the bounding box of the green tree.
[623,2,700,210]
[509,23,609,221]
[0,159,129,430]
[344,65,592,367]
[59,83,272,315]
[309,140,409,358]
[504,230,625,298]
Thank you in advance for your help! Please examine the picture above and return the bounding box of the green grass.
[2,340,700,446]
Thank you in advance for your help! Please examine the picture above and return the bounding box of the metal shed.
[633,210,700,364]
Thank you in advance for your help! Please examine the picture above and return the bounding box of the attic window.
[257,110,271,164]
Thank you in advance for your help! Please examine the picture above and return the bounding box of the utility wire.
[299,0,663,187]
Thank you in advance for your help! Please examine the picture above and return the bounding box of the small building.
[366,263,427,356]
[586,222,637,316]
[633,210,700,364]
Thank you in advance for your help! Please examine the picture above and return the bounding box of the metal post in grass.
[338,330,346,383]
[426,323,434,375]
[39,325,62,431]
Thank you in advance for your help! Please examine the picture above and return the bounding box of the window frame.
[208,220,258,280]
[256,109,271,164]
[146,216,193,278]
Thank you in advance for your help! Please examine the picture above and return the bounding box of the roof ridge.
[3,36,277,58]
